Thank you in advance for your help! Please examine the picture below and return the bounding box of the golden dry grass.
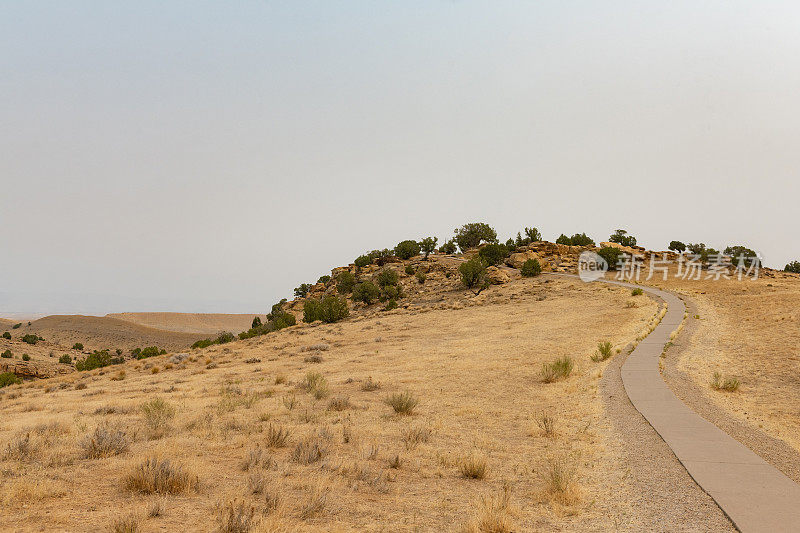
[0,275,657,531]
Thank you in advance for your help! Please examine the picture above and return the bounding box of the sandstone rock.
[487,266,510,284]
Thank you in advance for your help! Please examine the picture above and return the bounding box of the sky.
[1,1,799,315]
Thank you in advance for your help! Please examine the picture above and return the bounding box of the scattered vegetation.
[135,346,166,360]
[536,412,556,437]
[292,435,329,465]
[555,233,595,246]
[785,261,800,273]
[192,331,236,349]
[419,236,438,259]
[668,240,686,252]
[454,222,498,252]
[1,332,9,340]
[303,295,349,323]
[352,281,381,304]
[541,356,574,383]
[140,398,176,438]
[520,258,541,277]
[336,270,356,293]
[300,371,330,400]
[294,283,313,298]
[459,258,489,295]
[0,372,22,388]
[478,243,510,266]
[596,246,624,271]
[75,350,124,371]
[631,288,643,296]
[384,391,418,415]
[438,238,457,255]
[123,457,199,494]
[1,349,12,359]
[80,426,129,458]
[711,372,741,392]
[265,424,290,448]
[21,334,40,345]
[21,354,30,361]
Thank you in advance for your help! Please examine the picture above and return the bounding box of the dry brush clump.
[541,356,574,383]
[265,424,290,448]
[535,412,557,437]
[460,483,515,533]
[123,457,199,494]
[542,454,579,505]
[299,371,330,400]
[327,395,351,411]
[292,434,329,465]
[216,499,256,533]
[384,390,418,415]
[80,425,129,459]
[140,398,176,439]
[360,376,381,391]
[111,514,140,533]
[459,453,489,480]
[590,341,614,362]
[711,371,741,392]
[400,425,431,450]
[3,432,37,462]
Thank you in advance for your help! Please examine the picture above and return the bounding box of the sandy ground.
[108,313,266,335]
[0,275,668,532]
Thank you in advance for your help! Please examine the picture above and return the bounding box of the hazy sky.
[2,1,799,315]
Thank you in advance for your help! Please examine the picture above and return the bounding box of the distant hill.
[107,312,264,334]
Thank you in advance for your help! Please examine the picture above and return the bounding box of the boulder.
[487,266,511,284]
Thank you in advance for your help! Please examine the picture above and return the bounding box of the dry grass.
[216,500,256,533]
[299,371,329,400]
[536,412,557,437]
[111,514,140,533]
[292,434,329,465]
[400,425,431,450]
[384,391,418,415]
[459,453,489,480]
[265,424,290,448]
[140,397,175,439]
[543,455,579,505]
[327,395,351,411]
[123,457,199,494]
[541,356,574,383]
[711,372,741,392]
[80,425,129,458]
[360,376,381,391]
[461,483,515,533]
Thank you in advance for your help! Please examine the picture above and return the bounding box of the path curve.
[548,273,800,532]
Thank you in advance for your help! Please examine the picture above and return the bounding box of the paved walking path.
[549,273,800,532]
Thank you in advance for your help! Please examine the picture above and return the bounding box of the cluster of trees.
[785,261,800,273]
[132,346,167,360]
[556,233,595,247]
[75,350,125,371]
[303,295,350,323]
[191,331,237,350]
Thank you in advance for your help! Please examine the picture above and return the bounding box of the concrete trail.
[548,273,800,532]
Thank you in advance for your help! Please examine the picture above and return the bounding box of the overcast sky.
[1,1,799,315]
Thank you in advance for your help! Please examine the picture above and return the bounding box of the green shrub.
[415,271,426,284]
[251,317,262,329]
[137,346,162,360]
[631,288,643,296]
[591,341,614,362]
[72,342,83,350]
[59,354,72,364]
[419,237,438,259]
[405,264,415,275]
[541,356,574,383]
[724,245,758,266]
[687,242,706,255]
[0,372,21,388]
[785,261,800,273]
[478,243,510,266]
[438,239,457,255]
[191,338,215,350]
[459,258,489,295]
[216,332,236,344]
[294,283,313,298]
[336,271,356,294]
[668,241,686,252]
[521,258,541,277]
[317,275,331,284]
[12,323,21,329]
[352,281,380,305]
[394,240,420,260]
[569,233,594,246]
[22,354,30,361]
[524,227,542,242]
[384,299,398,311]
[303,296,349,323]
[597,247,624,271]
[354,254,372,268]
[1,350,12,359]
[711,372,740,392]
[75,350,122,372]
[1,332,10,340]
[21,334,39,345]
[454,222,498,252]
[384,391,418,415]
[609,229,637,247]
[505,238,517,251]
[555,234,572,245]
[376,268,399,289]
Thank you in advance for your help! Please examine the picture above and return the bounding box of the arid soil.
[107,313,267,335]
[0,275,665,532]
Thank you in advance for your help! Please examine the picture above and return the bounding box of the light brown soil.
[108,313,266,335]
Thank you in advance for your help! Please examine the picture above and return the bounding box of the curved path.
[549,273,800,532]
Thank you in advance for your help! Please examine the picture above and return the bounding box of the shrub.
[385,391,418,415]
[394,240,420,260]
[786,261,800,273]
[400,425,431,449]
[21,354,30,361]
[327,395,351,411]
[123,457,199,494]
[251,316,262,329]
[524,227,542,242]
[336,271,356,294]
[459,258,489,295]
[137,346,162,360]
[459,454,488,480]
[543,455,577,503]
[520,258,541,277]
[541,356,574,383]
[361,377,381,391]
[405,264,415,275]
[75,350,122,371]
[303,295,349,323]
[376,268,399,288]
[384,299,398,311]
[631,288,643,296]
[265,424,290,448]
[80,426,129,458]
[1,350,12,359]
[478,243,510,266]
[354,255,372,268]
[317,275,331,284]
[21,334,39,345]
[72,342,84,351]
[415,271,426,284]
[352,281,381,304]
[59,354,72,364]
[596,247,624,271]
[1,332,10,340]
[438,238,458,255]
[536,413,556,437]
[724,245,758,266]
[569,233,594,246]
[591,341,614,362]
[12,323,21,329]
[555,234,572,245]
[711,372,740,392]
[300,371,330,400]
[111,515,140,533]
[294,283,313,298]
[668,241,686,252]
[609,229,637,247]
[454,222,498,252]
[0,372,21,388]
[292,435,329,465]
[216,500,256,533]
[140,398,176,438]
[419,236,438,259]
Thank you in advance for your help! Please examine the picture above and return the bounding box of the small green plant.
[711,372,740,392]
[609,229,637,247]
[12,323,21,329]
[459,258,489,295]
[384,299,398,311]
[520,258,541,277]
[136,346,163,360]
[785,261,800,274]
[415,271,426,284]
[21,334,39,345]
[384,391,418,415]
[541,356,574,383]
[0,372,22,388]
[478,243,510,266]
[352,281,381,305]
[72,342,84,350]
[59,354,72,364]
[459,454,488,480]
[591,341,614,362]
[1,332,10,340]
[21,354,30,361]
[631,288,643,296]
[405,264,415,275]
[1,350,12,359]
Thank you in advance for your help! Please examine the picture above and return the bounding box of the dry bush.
[123,457,199,494]
[299,372,329,400]
[384,391,418,415]
[274,374,287,385]
[303,355,323,364]
[217,500,256,533]
[536,413,556,437]
[590,341,614,362]
[140,398,176,439]
[300,344,329,352]
[282,395,297,410]
[298,482,328,519]
[543,455,579,505]
[459,454,489,480]
[241,447,275,471]
[400,425,431,450]
[388,454,402,469]
[360,376,381,391]
[80,426,129,459]
[292,435,329,465]
[4,432,37,461]
[265,424,290,448]
[541,356,574,383]
[327,395,351,411]
[111,514,140,533]
[461,483,514,533]
[711,372,741,392]
[147,499,164,518]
